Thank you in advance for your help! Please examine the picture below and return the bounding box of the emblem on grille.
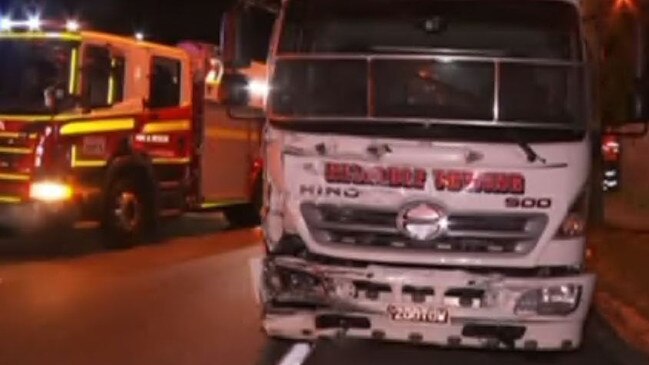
[396,202,447,241]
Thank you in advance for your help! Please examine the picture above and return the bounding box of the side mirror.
[218,72,250,106]
[221,9,253,69]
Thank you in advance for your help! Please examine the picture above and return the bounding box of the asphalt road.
[0,214,646,365]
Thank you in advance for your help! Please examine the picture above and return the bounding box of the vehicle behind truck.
[0,18,263,250]
[219,0,649,351]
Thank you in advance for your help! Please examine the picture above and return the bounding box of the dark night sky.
[0,0,233,44]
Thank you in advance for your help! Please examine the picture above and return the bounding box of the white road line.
[277,343,313,365]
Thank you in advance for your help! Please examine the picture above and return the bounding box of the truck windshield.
[271,0,585,130]
[0,39,78,114]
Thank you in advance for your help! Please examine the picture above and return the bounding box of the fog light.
[557,213,586,238]
[29,181,73,202]
[515,284,581,316]
[555,189,588,239]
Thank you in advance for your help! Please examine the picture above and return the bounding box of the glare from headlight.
[29,181,73,202]
[246,80,270,98]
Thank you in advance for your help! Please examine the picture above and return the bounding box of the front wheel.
[101,177,156,249]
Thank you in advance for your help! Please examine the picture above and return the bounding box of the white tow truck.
[218,0,649,351]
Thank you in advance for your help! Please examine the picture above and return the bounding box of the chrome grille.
[301,203,547,254]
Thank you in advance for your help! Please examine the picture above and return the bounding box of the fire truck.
[219,0,649,352]
[0,18,263,249]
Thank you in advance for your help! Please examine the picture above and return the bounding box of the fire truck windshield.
[270,0,586,135]
[0,39,78,114]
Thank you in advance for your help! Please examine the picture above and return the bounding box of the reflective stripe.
[60,118,135,135]
[0,173,30,181]
[0,132,37,139]
[0,32,82,41]
[72,159,107,168]
[107,58,117,104]
[68,48,79,94]
[142,120,191,133]
[205,127,259,142]
[70,146,107,168]
[0,147,32,154]
[0,195,21,203]
[200,199,248,209]
[152,157,190,165]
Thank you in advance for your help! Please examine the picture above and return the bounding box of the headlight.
[514,284,582,316]
[263,262,327,305]
[555,189,588,239]
[29,181,73,202]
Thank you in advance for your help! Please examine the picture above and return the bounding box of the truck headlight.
[263,262,327,305]
[555,189,588,239]
[29,181,73,202]
[514,284,581,316]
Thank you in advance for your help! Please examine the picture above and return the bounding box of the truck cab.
[218,0,649,351]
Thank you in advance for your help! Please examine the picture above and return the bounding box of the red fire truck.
[0,18,263,249]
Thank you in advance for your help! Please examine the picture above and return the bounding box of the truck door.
[199,94,252,204]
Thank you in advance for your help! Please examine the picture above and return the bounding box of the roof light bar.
[26,14,41,31]
[65,19,80,32]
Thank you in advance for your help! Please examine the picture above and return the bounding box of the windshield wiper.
[517,141,547,164]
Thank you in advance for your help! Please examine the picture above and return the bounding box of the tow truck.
[218,0,649,351]
[0,17,263,249]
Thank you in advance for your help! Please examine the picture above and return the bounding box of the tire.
[101,176,156,249]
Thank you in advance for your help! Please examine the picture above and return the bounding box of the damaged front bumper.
[255,256,595,351]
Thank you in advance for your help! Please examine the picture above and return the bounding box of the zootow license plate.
[387,304,449,323]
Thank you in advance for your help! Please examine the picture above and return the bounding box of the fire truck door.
[200,101,251,202]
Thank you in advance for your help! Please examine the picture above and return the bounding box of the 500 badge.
[505,197,552,209]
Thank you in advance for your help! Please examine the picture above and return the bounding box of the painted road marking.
[277,343,312,365]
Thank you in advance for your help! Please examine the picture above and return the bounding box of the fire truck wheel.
[101,177,156,249]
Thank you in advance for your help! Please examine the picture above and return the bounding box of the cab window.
[149,56,181,109]
[82,45,125,108]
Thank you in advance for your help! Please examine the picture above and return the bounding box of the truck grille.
[301,203,547,254]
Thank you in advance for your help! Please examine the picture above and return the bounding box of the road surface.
[0,214,646,365]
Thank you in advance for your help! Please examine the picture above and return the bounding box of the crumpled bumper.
[254,256,596,351]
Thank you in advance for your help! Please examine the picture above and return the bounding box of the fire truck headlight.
[30,181,73,202]
[247,80,270,99]
[515,284,582,316]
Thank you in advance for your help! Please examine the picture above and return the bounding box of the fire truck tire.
[101,176,156,249]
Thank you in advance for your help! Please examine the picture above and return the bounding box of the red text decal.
[433,170,525,195]
[325,162,427,190]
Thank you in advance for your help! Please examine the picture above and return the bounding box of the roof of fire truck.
[0,17,188,60]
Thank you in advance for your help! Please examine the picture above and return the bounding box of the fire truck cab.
[0,19,262,249]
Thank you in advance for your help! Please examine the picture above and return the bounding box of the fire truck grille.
[301,203,547,255]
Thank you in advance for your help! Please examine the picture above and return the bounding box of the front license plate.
[387,304,449,323]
